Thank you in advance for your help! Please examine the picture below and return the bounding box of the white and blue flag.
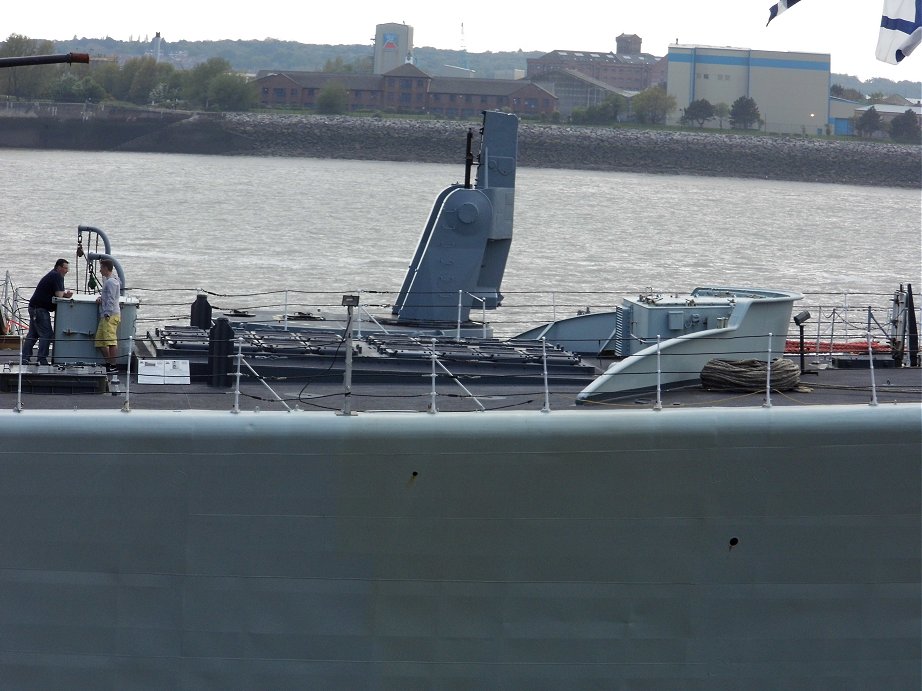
[877,0,921,63]
[766,0,802,25]
[767,0,920,64]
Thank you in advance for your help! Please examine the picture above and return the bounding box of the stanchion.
[763,333,773,408]
[867,333,879,407]
[541,337,550,414]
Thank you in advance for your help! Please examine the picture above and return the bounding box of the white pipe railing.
[456,291,488,339]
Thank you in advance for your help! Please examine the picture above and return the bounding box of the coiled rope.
[700,358,800,392]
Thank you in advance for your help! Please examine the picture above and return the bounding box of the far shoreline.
[1,110,919,189]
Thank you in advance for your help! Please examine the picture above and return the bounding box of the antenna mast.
[460,22,469,71]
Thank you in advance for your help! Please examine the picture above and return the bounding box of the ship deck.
[1,348,919,413]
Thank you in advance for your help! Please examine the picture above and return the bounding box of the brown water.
[4,149,920,333]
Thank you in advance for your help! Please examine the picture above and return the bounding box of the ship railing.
[2,276,912,347]
[2,279,912,358]
[6,327,919,413]
[119,286,914,341]
[4,283,918,412]
[9,328,914,413]
[1,272,25,336]
[120,284,915,370]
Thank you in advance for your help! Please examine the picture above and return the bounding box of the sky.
[5,0,921,83]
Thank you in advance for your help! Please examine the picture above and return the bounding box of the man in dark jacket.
[22,258,73,365]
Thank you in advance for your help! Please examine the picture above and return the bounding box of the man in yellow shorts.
[94,259,121,373]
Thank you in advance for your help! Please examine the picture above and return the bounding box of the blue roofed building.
[666,45,830,134]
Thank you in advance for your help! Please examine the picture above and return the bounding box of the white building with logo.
[374,23,414,75]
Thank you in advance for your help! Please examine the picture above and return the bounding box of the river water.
[3,149,920,333]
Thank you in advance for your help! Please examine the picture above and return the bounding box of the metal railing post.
[541,337,550,413]
[456,290,463,340]
[356,291,362,338]
[340,303,355,416]
[283,290,289,331]
[232,337,243,413]
[844,291,849,345]
[867,332,879,407]
[763,333,773,408]
[428,338,438,414]
[15,333,24,412]
[814,305,822,359]
[122,335,133,412]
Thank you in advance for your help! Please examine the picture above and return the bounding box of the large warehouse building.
[666,45,830,135]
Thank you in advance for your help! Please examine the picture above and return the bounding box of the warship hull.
[2,403,919,689]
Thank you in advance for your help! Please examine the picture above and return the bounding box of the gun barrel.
[0,53,90,68]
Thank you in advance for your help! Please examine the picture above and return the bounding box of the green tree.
[91,61,122,99]
[729,96,761,130]
[79,76,106,102]
[681,99,715,127]
[632,86,675,125]
[323,56,352,72]
[149,74,184,108]
[48,72,82,102]
[855,106,882,137]
[888,109,921,143]
[207,73,257,111]
[0,34,57,98]
[48,73,107,103]
[184,57,233,110]
[322,55,373,74]
[316,81,348,114]
[830,83,866,102]
[714,102,730,129]
[126,57,161,104]
[570,93,626,125]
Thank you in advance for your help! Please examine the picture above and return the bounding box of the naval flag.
[877,0,922,63]
[767,0,920,64]
[766,0,802,25]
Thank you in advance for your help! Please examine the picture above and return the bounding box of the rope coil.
[700,358,800,392]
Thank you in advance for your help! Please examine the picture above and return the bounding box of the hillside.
[52,37,922,99]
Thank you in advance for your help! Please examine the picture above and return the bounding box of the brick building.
[526,34,667,92]
[254,64,557,117]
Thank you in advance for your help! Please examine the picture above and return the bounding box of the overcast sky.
[5,1,920,82]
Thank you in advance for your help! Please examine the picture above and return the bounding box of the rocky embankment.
[214,113,921,189]
[1,111,919,188]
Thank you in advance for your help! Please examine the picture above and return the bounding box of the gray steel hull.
[1,404,920,689]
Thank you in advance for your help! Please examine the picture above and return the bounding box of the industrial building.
[527,35,666,91]
[525,34,666,116]
[252,22,851,131]
[373,23,413,75]
[666,45,830,135]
